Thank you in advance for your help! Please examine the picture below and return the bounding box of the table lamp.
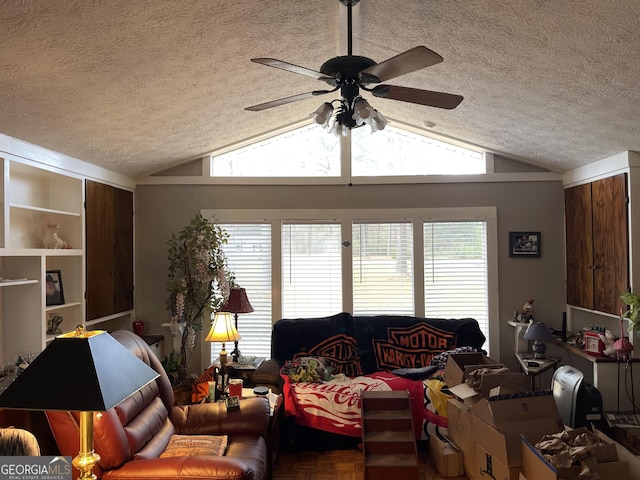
[0,326,159,479]
[205,311,241,366]
[222,286,254,361]
[524,321,555,359]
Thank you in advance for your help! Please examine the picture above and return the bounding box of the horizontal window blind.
[353,222,414,315]
[218,223,272,359]
[424,221,488,349]
[282,223,342,318]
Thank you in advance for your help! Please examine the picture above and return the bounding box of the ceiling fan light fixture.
[328,118,347,137]
[367,108,388,132]
[352,98,372,124]
[311,102,334,127]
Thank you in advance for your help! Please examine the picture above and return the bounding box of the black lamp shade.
[0,330,159,412]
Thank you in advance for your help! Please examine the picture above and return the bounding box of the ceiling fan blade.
[245,90,330,112]
[371,85,463,109]
[360,46,444,83]
[251,58,334,82]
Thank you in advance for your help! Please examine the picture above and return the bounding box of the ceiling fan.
[245,0,463,134]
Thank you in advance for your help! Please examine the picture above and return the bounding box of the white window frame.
[203,207,499,357]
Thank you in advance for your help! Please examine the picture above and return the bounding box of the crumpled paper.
[466,366,510,390]
[535,430,605,479]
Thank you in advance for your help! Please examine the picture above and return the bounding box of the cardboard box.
[449,372,526,405]
[471,392,564,468]
[444,352,501,387]
[447,398,476,479]
[429,433,464,477]
[475,443,521,480]
[521,429,631,480]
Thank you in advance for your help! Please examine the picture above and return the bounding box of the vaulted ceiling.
[1,1,639,178]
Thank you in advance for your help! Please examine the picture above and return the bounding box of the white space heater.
[552,365,603,428]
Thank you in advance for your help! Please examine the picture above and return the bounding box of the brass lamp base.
[73,411,101,480]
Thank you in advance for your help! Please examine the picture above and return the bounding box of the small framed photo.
[509,232,541,257]
[45,270,65,306]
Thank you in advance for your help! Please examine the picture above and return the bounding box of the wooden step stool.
[361,390,419,480]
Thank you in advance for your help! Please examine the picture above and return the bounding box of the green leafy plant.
[620,291,640,333]
[161,350,182,386]
[166,213,234,376]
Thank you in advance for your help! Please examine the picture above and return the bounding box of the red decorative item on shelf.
[132,320,144,336]
[583,331,605,357]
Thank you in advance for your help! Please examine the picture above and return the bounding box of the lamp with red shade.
[222,286,254,362]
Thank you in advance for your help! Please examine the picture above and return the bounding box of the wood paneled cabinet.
[86,181,134,321]
[565,173,629,315]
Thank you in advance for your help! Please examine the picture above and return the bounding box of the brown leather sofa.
[46,329,269,480]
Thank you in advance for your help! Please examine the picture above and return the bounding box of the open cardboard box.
[521,427,632,480]
[444,352,502,387]
[449,370,526,405]
[471,388,564,469]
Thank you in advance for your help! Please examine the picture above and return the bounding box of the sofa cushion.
[353,316,486,373]
[272,312,363,376]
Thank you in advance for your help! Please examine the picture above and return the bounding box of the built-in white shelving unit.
[0,157,85,363]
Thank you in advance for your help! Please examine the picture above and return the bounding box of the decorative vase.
[43,222,65,249]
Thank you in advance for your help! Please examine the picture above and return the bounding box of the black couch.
[251,312,486,451]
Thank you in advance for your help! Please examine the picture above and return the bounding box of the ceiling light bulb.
[311,102,333,128]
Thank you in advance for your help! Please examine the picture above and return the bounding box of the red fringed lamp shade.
[222,287,254,361]
[223,287,254,314]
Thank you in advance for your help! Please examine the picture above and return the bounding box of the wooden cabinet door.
[86,181,134,320]
[592,174,628,314]
[565,174,629,315]
[565,182,593,309]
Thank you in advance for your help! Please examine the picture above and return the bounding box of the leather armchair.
[46,330,269,480]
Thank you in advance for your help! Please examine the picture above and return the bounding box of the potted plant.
[161,350,182,386]
[166,213,234,379]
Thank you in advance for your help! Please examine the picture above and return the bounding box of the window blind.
[352,222,414,315]
[218,223,272,359]
[282,223,342,318]
[424,221,488,348]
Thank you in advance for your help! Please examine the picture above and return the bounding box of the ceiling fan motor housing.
[320,56,378,84]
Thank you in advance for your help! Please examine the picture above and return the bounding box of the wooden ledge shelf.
[551,339,640,363]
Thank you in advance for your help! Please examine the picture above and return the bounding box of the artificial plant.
[620,291,640,334]
[166,213,233,376]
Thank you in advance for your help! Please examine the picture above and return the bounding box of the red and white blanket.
[282,371,445,439]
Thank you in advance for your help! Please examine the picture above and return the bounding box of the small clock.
[583,331,604,357]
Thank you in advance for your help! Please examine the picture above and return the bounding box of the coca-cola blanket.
[281,370,446,439]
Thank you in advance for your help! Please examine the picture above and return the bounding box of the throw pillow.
[160,434,228,458]
[281,357,331,383]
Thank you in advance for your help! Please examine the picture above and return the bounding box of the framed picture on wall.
[45,270,65,306]
[509,232,541,257]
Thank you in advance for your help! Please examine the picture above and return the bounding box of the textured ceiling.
[1,0,639,178]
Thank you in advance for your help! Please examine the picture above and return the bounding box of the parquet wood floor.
[271,448,468,480]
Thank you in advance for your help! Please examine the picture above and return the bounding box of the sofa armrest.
[170,396,269,437]
[251,359,283,393]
